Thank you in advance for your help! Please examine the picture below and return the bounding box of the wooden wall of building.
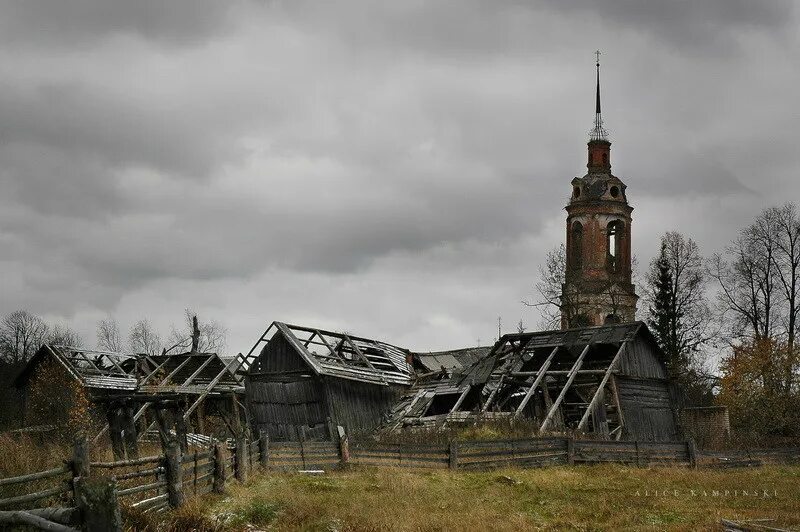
[247,330,409,441]
[323,378,405,436]
[615,376,678,441]
[616,336,667,380]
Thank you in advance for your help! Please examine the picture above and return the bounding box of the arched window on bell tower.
[607,220,624,272]
[570,221,583,270]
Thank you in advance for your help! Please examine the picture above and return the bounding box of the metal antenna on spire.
[590,50,608,141]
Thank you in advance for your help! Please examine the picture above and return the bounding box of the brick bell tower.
[561,53,638,329]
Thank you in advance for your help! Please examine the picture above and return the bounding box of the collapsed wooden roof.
[386,321,667,437]
[247,322,414,386]
[16,344,138,392]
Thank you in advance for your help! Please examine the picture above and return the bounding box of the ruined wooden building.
[14,344,250,457]
[388,322,678,441]
[245,321,680,442]
[245,322,415,440]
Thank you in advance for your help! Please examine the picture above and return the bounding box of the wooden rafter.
[539,343,591,433]
[514,345,560,418]
[577,342,627,432]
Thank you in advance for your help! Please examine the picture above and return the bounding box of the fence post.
[74,477,122,532]
[163,438,185,508]
[236,437,249,482]
[449,440,459,470]
[687,439,698,469]
[260,430,270,469]
[634,440,641,468]
[212,442,226,494]
[337,426,349,467]
[567,437,575,465]
[72,436,90,480]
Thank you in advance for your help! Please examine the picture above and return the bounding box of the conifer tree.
[648,242,683,377]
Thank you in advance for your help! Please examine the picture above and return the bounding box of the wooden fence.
[349,437,695,470]
[1,432,798,531]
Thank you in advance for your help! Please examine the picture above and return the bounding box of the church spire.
[590,50,608,142]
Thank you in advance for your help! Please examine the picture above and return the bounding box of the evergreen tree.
[648,243,682,377]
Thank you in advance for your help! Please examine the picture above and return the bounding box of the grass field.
[128,464,800,531]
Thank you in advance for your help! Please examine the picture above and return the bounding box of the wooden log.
[449,441,459,470]
[74,477,122,532]
[687,439,698,469]
[213,443,226,494]
[260,430,270,468]
[162,438,185,508]
[122,405,139,459]
[0,464,70,487]
[13,507,79,526]
[0,485,72,508]
[72,436,90,479]
[567,437,575,465]
[235,437,249,482]
[91,456,162,468]
[338,430,350,467]
[0,510,79,532]
[107,407,126,460]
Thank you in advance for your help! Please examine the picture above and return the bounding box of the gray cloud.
[0,1,798,351]
[0,0,246,48]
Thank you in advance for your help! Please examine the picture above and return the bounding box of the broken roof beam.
[514,345,560,419]
[539,343,591,433]
[577,342,627,432]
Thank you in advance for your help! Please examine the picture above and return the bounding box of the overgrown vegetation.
[126,465,800,531]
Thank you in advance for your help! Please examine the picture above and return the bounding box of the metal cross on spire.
[590,50,608,141]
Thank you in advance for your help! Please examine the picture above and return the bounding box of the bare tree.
[164,309,227,355]
[47,324,85,348]
[709,208,781,343]
[526,244,635,329]
[128,319,162,357]
[97,318,124,352]
[525,244,571,329]
[0,310,49,363]
[768,203,800,391]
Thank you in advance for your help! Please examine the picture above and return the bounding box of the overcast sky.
[1,0,798,354]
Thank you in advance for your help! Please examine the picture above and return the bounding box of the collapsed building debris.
[14,344,253,458]
[387,321,679,441]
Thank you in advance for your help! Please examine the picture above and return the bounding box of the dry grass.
[133,464,800,531]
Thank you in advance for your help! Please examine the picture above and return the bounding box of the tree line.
[0,309,227,363]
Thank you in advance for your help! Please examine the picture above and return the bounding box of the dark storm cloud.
[0,1,798,349]
[0,0,246,47]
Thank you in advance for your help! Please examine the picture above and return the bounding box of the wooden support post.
[213,443,226,494]
[634,440,641,468]
[74,477,122,532]
[687,439,698,469]
[449,440,459,470]
[337,426,349,467]
[235,437,249,482]
[196,401,206,435]
[567,437,575,465]
[175,406,188,455]
[72,436,90,479]
[260,430,270,469]
[106,407,126,460]
[299,427,307,470]
[122,405,139,459]
[231,394,242,438]
[163,438,185,508]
